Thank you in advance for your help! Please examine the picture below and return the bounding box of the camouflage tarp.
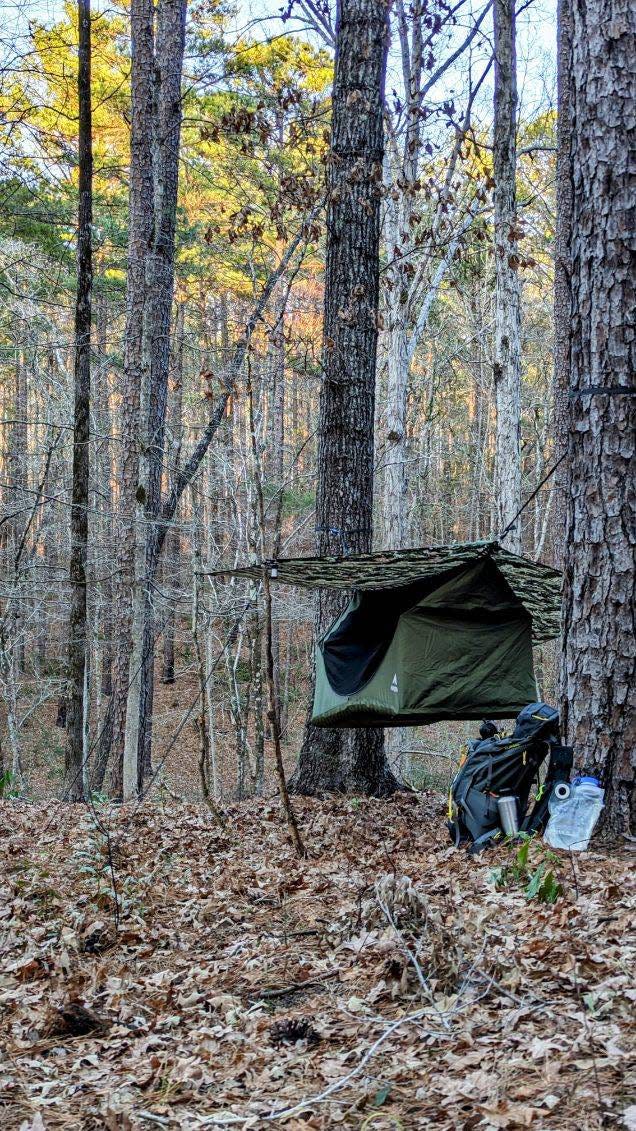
[210,540,561,644]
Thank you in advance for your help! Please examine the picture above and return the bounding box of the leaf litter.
[0,794,634,1130]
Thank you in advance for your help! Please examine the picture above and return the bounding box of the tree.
[380,1,491,553]
[110,0,155,799]
[292,0,398,796]
[492,0,522,551]
[129,0,188,788]
[64,0,93,801]
[561,0,635,834]
[552,0,573,560]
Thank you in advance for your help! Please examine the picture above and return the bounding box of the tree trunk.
[161,303,185,685]
[381,2,423,553]
[492,0,522,552]
[95,294,114,699]
[384,319,409,550]
[552,0,573,566]
[292,0,398,797]
[270,295,286,706]
[64,0,93,802]
[9,352,28,672]
[135,0,187,783]
[110,0,155,798]
[561,0,635,836]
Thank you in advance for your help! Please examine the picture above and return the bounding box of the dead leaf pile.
[0,794,634,1129]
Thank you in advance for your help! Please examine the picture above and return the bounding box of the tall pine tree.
[561,0,635,834]
[292,0,398,796]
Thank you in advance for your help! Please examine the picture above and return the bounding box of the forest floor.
[1,793,634,1131]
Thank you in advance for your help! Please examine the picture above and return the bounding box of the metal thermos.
[497,795,519,836]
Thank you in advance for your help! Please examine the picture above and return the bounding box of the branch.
[407,199,483,364]
[155,228,308,558]
[418,0,493,104]
[296,0,335,46]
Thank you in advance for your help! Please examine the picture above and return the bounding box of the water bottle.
[544,775,604,851]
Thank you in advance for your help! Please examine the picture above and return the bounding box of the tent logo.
[390,673,399,694]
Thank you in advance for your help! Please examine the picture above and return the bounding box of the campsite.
[0,0,634,1125]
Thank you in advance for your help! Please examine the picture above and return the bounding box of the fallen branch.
[192,1006,444,1126]
[249,968,341,1000]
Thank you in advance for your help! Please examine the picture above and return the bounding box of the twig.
[193,1007,439,1126]
[138,1113,171,1128]
[251,968,341,999]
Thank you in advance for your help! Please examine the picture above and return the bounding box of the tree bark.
[552,0,573,566]
[64,0,93,801]
[110,0,155,798]
[94,294,114,699]
[292,0,398,797]
[561,0,635,835]
[161,302,185,685]
[492,0,522,552]
[135,0,187,784]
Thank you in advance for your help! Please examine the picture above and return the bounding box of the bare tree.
[492,0,522,551]
[381,1,491,551]
[64,0,93,801]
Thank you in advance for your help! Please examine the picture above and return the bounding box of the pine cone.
[269,1017,321,1048]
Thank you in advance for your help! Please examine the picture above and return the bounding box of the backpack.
[447,702,560,850]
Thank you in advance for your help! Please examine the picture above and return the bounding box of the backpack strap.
[469,828,501,855]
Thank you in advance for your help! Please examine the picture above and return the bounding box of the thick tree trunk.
[552,0,573,565]
[561,0,635,835]
[64,0,92,801]
[292,0,398,797]
[492,0,522,552]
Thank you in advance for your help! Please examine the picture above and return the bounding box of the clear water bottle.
[544,775,604,850]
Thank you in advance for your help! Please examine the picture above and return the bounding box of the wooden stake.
[262,567,306,858]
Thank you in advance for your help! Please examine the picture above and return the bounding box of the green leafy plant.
[490,835,563,904]
[0,770,20,798]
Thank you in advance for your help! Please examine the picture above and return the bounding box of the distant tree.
[492,0,522,551]
[292,0,398,796]
[561,0,635,834]
[131,0,188,790]
[552,0,573,561]
[64,0,93,801]
[110,0,155,800]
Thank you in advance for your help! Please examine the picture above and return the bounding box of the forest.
[0,0,634,1125]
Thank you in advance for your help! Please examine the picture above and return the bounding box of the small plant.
[490,835,563,904]
[0,770,20,798]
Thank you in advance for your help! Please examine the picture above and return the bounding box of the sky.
[0,0,558,127]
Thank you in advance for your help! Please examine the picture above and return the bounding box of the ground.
[1,793,634,1130]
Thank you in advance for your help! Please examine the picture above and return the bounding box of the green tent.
[212,541,561,727]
